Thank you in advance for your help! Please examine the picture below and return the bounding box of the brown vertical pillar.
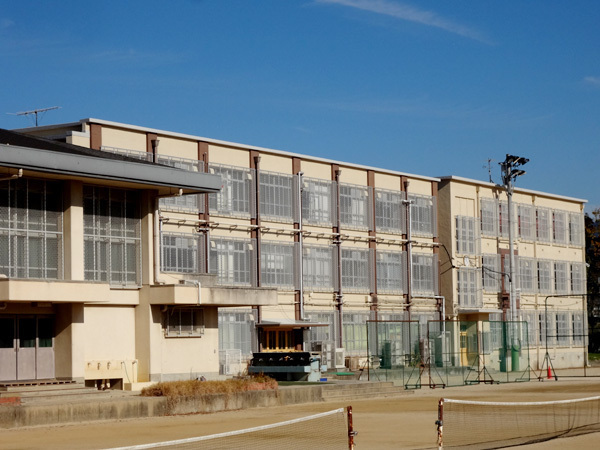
[293,157,302,321]
[432,181,442,318]
[367,170,378,318]
[332,164,343,346]
[90,123,102,150]
[401,176,411,320]
[146,133,158,162]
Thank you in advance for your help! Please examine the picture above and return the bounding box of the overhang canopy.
[256,319,330,329]
[0,129,221,194]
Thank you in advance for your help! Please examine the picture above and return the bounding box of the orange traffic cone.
[547,366,552,379]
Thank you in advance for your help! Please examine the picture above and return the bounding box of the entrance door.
[36,317,55,379]
[0,317,16,381]
[17,317,36,380]
[0,315,55,382]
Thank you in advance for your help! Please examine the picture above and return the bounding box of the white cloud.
[316,0,490,43]
[584,76,600,86]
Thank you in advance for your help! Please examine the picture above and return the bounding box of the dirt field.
[2,372,600,449]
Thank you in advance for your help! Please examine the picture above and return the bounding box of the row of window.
[480,199,583,246]
[161,232,438,295]
[458,256,586,309]
[159,164,436,236]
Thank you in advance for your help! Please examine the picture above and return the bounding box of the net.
[438,396,600,449]
[106,408,349,450]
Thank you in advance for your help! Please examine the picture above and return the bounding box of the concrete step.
[0,380,77,391]
[322,386,405,399]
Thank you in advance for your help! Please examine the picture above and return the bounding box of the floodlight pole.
[500,154,528,372]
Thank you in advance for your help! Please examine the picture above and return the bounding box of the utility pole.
[500,154,528,371]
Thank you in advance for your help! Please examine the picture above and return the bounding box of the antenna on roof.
[8,106,61,127]
[483,158,495,183]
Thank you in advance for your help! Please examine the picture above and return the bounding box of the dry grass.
[140,375,278,399]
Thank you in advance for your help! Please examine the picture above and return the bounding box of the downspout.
[0,168,23,182]
[403,181,413,321]
[334,169,343,348]
[297,171,305,321]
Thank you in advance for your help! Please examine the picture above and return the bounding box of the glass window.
[553,210,567,245]
[342,312,370,356]
[554,261,568,294]
[458,268,481,308]
[498,201,510,238]
[408,194,436,237]
[261,241,294,289]
[0,178,63,280]
[259,171,294,222]
[208,164,255,218]
[209,237,254,286]
[339,184,371,230]
[375,189,405,234]
[302,178,335,227]
[218,308,256,356]
[412,253,437,295]
[518,204,535,241]
[537,259,553,294]
[161,232,205,274]
[480,198,498,237]
[84,186,141,286]
[456,216,478,255]
[376,250,406,294]
[536,207,552,243]
[518,257,536,294]
[341,248,370,293]
[164,308,205,337]
[570,262,585,295]
[555,312,570,346]
[569,213,584,247]
[482,254,501,293]
[303,244,335,292]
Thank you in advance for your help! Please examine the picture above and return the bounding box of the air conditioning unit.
[334,348,345,369]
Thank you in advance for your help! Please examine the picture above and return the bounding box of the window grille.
[537,259,553,294]
[0,178,63,280]
[552,210,567,245]
[456,216,479,255]
[342,311,370,356]
[83,186,141,286]
[482,254,501,293]
[412,253,437,295]
[305,311,338,352]
[259,171,294,222]
[301,177,336,227]
[498,201,510,238]
[517,204,535,241]
[570,262,585,295]
[555,312,570,346]
[261,240,295,290]
[569,213,584,247]
[375,189,405,234]
[158,160,205,212]
[572,312,584,346]
[209,237,256,287]
[218,308,256,356]
[100,146,154,163]
[458,267,482,308]
[164,307,205,337]
[101,146,203,172]
[339,183,371,230]
[536,207,552,243]
[517,257,535,294]
[341,247,371,293]
[376,250,407,294]
[408,193,436,237]
[520,311,539,347]
[208,163,255,218]
[480,198,498,237]
[554,261,568,294]
[539,311,556,346]
[161,232,206,274]
[301,244,336,292]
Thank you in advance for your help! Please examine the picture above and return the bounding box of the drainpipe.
[297,171,305,321]
[403,181,413,321]
[334,169,343,348]
[0,169,23,182]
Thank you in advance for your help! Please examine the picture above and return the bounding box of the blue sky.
[2,1,599,212]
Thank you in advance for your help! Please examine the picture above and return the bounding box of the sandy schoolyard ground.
[2,371,600,449]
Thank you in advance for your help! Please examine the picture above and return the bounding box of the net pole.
[347,405,356,450]
[436,398,444,449]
